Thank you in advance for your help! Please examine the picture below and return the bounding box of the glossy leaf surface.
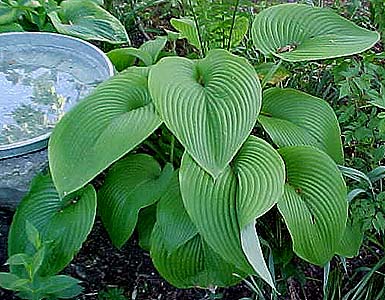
[259,88,343,163]
[252,4,379,61]
[49,68,162,197]
[49,0,129,44]
[151,173,242,288]
[278,146,347,266]
[8,173,96,276]
[180,136,285,286]
[150,49,261,178]
[98,155,173,248]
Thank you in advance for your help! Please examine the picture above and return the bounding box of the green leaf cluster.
[0,220,83,300]
[0,0,128,43]
[6,3,381,294]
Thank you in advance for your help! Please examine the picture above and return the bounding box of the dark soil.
[1,205,382,300]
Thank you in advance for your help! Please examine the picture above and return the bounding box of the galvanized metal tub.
[0,32,114,209]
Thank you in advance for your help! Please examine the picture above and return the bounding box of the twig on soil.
[136,17,151,41]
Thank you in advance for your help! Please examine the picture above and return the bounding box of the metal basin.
[0,32,114,209]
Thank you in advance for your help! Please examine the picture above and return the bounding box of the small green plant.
[98,287,128,300]
[341,165,385,235]
[370,0,385,43]
[0,0,129,44]
[0,221,82,300]
[5,2,381,298]
[170,0,253,55]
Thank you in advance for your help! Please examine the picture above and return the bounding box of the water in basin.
[0,44,104,147]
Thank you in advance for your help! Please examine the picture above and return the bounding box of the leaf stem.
[170,135,175,165]
[227,0,241,51]
[188,0,205,57]
[262,60,282,88]
[143,141,168,163]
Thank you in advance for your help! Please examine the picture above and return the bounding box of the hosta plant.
[0,0,129,43]
[6,3,380,293]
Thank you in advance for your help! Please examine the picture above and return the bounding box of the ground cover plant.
[0,1,384,299]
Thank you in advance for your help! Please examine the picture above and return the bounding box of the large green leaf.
[180,136,285,287]
[98,155,173,248]
[151,173,242,288]
[259,88,344,164]
[149,49,261,178]
[8,173,96,276]
[48,0,129,44]
[49,68,162,197]
[252,4,380,61]
[277,146,347,266]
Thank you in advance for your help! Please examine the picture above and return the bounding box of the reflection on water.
[0,45,104,146]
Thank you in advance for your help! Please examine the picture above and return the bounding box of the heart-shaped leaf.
[252,4,380,61]
[49,68,162,197]
[180,136,285,287]
[98,155,173,248]
[151,173,243,288]
[277,146,347,266]
[259,88,344,163]
[48,0,129,44]
[8,173,96,276]
[149,49,261,178]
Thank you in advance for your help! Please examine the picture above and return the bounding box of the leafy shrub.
[5,2,381,296]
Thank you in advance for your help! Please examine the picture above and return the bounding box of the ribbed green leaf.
[139,36,168,64]
[335,221,363,258]
[98,155,173,248]
[155,173,198,254]
[170,18,201,50]
[151,173,242,288]
[48,0,129,44]
[252,4,380,61]
[180,136,285,286]
[8,173,96,276]
[149,49,261,178]
[49,68,162,197]
[277,146,347,266]
[259,88,344,163]
[137,205,157,252]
